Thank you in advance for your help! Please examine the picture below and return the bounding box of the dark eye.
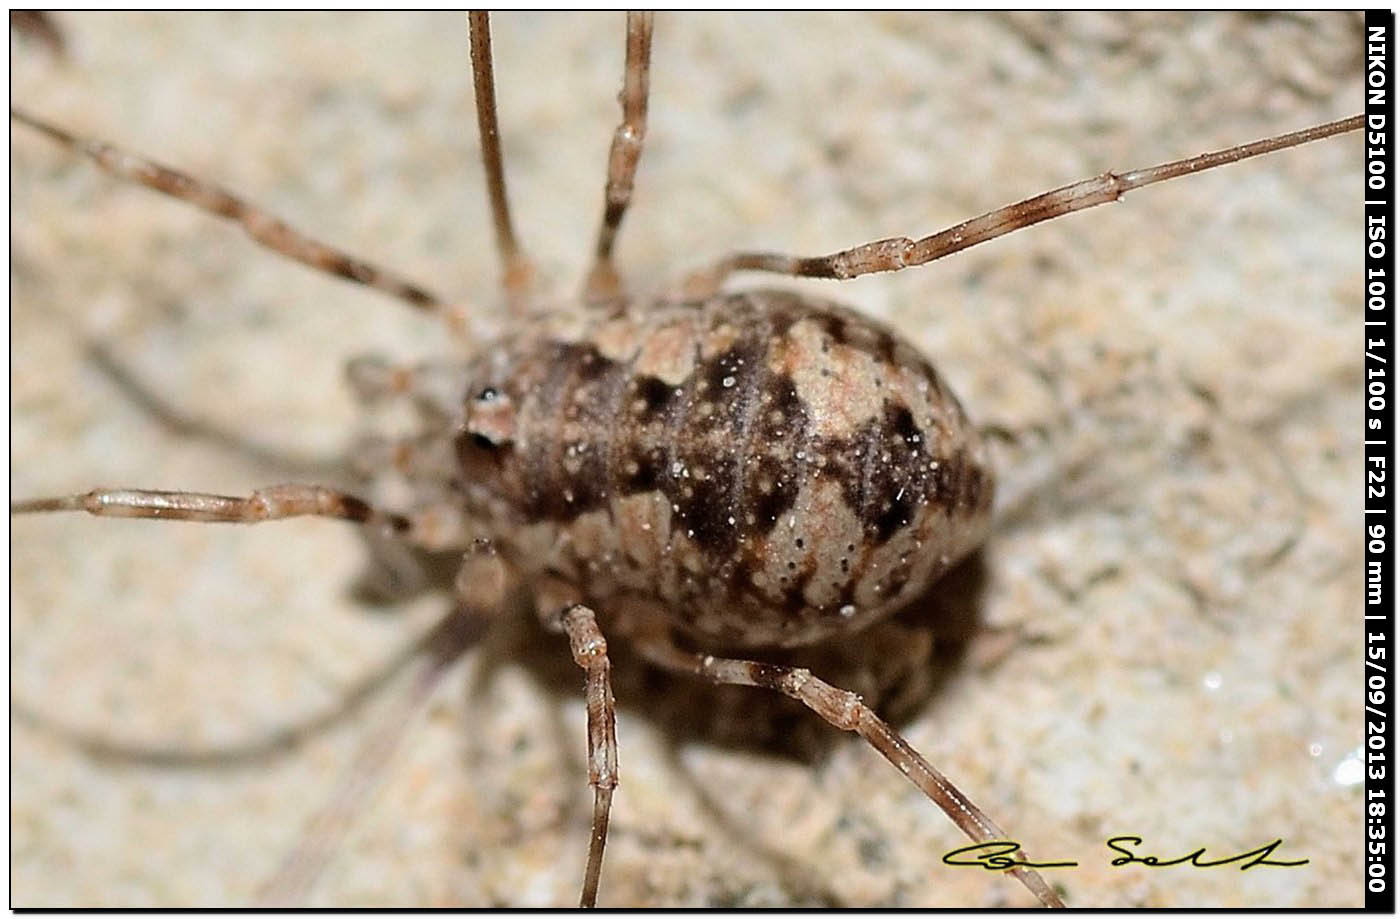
[476,386,499,403]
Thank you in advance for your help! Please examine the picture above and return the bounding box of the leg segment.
[680,114,1362,296]
[9,483,449,549]
[632,627,1066,909]
[10,11,65,58]
[13,483,482,561]
[583,11,654,305]
[468,12,535,305]
[539,597,619,909]
[345,354,471,422]
[349,433,460,487]
[11,107,444,309]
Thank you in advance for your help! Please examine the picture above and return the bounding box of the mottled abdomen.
[460,290,993,648]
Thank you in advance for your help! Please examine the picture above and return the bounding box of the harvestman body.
[11,13,1362,908]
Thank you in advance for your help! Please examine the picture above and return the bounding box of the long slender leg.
[583,11,654,305]
[468,12,534,305]
[11,107,444,309]
[538,598,619,909]
[12,483,479,574]
[10,11,65,58]
[12,483,415,536]
[679,114,1362,296]
[631,627,1066,909]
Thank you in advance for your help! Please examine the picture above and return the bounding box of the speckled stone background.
[12,12,1363,908]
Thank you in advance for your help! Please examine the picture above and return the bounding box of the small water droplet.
[722,375,736,388]
[839,604,857,619]
[1334,747,1363,786]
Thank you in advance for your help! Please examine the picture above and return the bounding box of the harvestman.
[11,12,1363,908]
